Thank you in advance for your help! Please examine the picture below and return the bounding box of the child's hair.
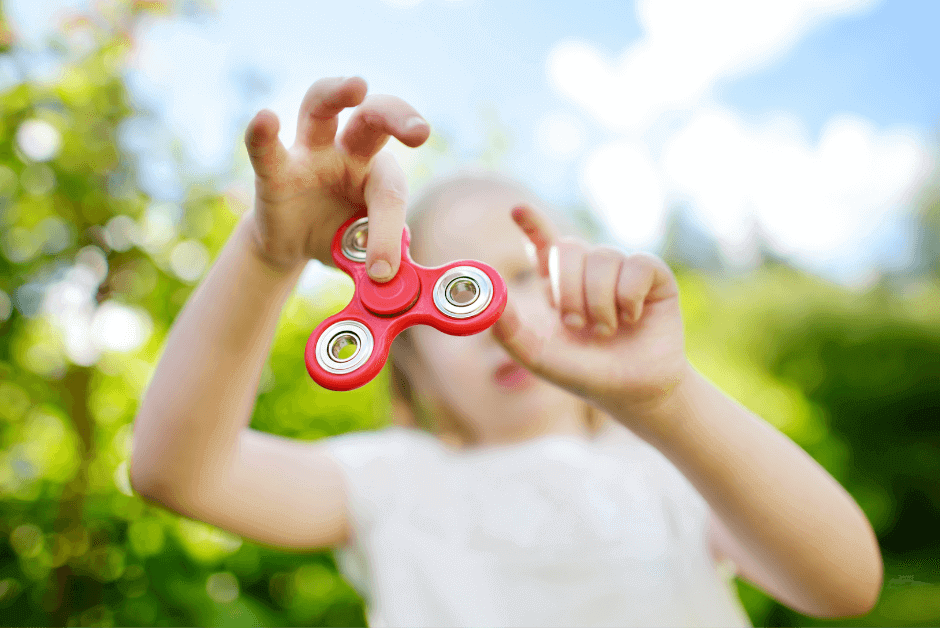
[387,170,607,445]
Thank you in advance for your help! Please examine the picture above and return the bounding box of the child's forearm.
[130,212,304,498]
[627,362,882,617]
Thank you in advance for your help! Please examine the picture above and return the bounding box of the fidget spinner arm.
[305,210,508,391]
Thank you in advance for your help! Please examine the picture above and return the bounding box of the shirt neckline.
[387,420,646,460]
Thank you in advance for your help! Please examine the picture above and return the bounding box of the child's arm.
[492,204,882,618]
[639,364,882,618]
[130,77,429,549]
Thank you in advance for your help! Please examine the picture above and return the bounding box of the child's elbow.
[129,453,175,502]
[849,559,883,617]
[816,556,883,618]
[852,530,885,616]
[128,462,161,499]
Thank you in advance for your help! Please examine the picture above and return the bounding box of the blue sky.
[721,1,940,134]
[6,0,939,287]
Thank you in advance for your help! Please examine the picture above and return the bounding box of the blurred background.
[0,0,938,625]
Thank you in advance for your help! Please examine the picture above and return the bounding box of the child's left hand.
[492,204,692,432]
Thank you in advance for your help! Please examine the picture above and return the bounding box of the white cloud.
[548,0,880,133]
[579,141,665,250]
[549,0,934,283]
[661,109,930,269]
[579,107,931,278]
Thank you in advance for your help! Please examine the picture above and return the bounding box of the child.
[130,77,883,628]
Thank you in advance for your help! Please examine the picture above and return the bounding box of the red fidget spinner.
[305,209,508,391]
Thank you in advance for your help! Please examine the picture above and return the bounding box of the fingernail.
[563,313,584,330]
[405,117,427,133]
[370,260,392,281]
[593,323,613,337]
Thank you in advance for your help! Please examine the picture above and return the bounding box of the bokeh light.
[15,119,62,162]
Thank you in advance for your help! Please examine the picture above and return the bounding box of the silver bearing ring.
[432,266,493,319]
[316,321,374,373]
[340,218,369,262]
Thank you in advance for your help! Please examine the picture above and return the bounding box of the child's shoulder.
[321,425,439,464]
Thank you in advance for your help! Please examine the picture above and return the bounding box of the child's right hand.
[243,76,430,281]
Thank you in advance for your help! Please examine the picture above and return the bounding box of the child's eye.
[511,268,536,286]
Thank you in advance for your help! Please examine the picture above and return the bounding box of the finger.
[363,151,407,282]
[510,204,560,278]
[339,94,430,161]
[584,247,623,337]
[491,295,548,374]
[493,296,608,393]
[616,252,679,323]
[295,76,368,149]
[557,237,588,331]
[244,109,289,180]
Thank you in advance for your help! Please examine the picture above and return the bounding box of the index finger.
[295,76,368,149]
[510,204,559,278]
[362,151,408,282]
[339,94,430,162]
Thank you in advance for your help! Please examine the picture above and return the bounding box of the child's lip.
[493,360,535,389]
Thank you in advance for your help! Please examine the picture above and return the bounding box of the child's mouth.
[493,361,535,390]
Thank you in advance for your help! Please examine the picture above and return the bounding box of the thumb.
[491,296,547,376]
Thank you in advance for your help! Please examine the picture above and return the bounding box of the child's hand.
[492,204,692,433]
[243,76,430,280]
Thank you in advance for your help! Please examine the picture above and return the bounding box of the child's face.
[406,186,585,441]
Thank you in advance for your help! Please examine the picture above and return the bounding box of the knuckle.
[310,77,337,97]
[627,250,663,268]
[366,232,403,253]
[358,110,385,130]
[245,128,265,153]
[593,245,625,262]
[587,289,615,314]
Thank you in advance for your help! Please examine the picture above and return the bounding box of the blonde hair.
[388,171,607,446]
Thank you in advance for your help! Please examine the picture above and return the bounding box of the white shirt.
[323,421,752,628]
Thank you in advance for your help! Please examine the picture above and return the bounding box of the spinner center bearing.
[341,218,420,316]
[358,263,421,316]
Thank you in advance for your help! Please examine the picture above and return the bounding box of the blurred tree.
[911,158,940,279]
[660,202,725,273]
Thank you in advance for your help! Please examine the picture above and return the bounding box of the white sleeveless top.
[323,422,752,628]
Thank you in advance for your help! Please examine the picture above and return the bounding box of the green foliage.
[1,2,939,627]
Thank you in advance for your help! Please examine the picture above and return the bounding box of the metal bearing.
[340,218,369,262]
[316,321,374,373]
[432,266,493,319]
